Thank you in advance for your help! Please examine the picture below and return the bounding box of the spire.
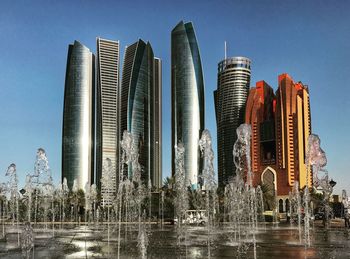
[224,41,227,60]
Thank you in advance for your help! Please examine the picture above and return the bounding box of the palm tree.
[187,188,204,211]
[163,176,174,190]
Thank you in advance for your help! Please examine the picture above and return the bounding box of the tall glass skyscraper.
[214,57,251,187]
[171,21,205,188]
[96,38,119,202]
[62,40,95,190]
[120,39,162,188]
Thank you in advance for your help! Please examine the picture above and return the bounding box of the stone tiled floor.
[0,220,350,258]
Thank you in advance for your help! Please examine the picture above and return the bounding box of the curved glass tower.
[120,39,162,188]
[171,21,205,188]
[62,40,95,190]
[214,57,251,187]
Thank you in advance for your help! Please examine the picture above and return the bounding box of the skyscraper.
[171,21,205,188]
[120,39,162,188]
[62,40,95,190]
[275,74,311,190]
[96,38,119,202]
[214,56,251,187]
[245,80,276,194]
[245,74,312,213]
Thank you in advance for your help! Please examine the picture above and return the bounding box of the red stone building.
[245,74,312,212]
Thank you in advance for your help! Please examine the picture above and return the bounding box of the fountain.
[199,129,218,257]
[56,181,66,229]
[5,163,20,245]
[173,141,188,247]
[304,134,329,247]
[225,124,263,259]
[32,148,54,229]
[84,182,91,225]
[0,132,349,259]
[138,210,149,259]
[21,222,34,259]
[72,179,79,224]
[289,181,302,243]
[24,175,34,223]
[101,157,114,255]
[0,182,6,238]
[90,184,98,223]
[118,130,147,258]
[303,186,311,248]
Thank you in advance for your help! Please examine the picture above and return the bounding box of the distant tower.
[62,40,95,190]
[96,38,119,202]
[214,55,251,187]
[171,21,205,188]
[120,39,162,188]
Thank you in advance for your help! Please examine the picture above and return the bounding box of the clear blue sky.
[0,0,349,195]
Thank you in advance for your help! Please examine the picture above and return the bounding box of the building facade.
[120,39,162,188]
[171,21,205,188]
[62,40,95,190]
[96,38,119,202]
[214,57,251,187]
[245,73,312,212]
[153,58,162,189]
[245,80,276,195]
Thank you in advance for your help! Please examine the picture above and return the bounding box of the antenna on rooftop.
[224,41,227,60]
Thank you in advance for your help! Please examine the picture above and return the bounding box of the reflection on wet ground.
[0,221,350,258]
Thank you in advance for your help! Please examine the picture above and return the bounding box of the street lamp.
[329,179,336,188]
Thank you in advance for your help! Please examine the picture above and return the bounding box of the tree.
[187,188,204,211]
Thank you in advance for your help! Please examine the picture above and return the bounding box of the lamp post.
[329,179,336,189]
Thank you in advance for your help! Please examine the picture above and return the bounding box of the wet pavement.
[0,220,350,258]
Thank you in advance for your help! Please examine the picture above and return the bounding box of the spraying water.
[305,134,329,247]
[342,190,349,216]
[32,148,54,228]
[0,183,7,238]
[5,163,20,245]
[21,222,34,259]
[84,182,91,225]
[137,211,149,259]
[289,181,302,243]
[174,142,189,246]
[225,124,262,259]
[101,158,114,255]
[199,129,218,257]
[118,131,147,259]
[72,179,78,223]
[90,184,97,223]
[62,178,69,226]
[24,175,34,223]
